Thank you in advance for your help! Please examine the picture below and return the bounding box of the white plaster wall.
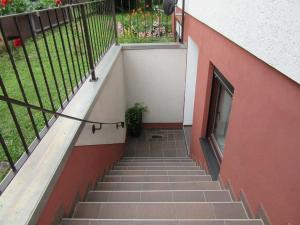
[183,37,198,125]
[177,0,300,84]
[123,48,187,123]
[75,54,126,146]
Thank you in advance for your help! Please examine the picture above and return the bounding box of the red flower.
[1,0,8,8]
[13,38,22,48]
[55,0,62,6]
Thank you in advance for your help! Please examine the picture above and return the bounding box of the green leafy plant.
[31,0,55,10]
[125,103,148,137]
[0,0,58,15]
[12,0,29,13]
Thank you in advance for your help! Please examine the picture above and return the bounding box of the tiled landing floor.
[124,129,188,157]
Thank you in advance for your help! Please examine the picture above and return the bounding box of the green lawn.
[0,23,87,162]
[0,13,114,164]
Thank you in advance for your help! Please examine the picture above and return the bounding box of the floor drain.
[152,135,163,139]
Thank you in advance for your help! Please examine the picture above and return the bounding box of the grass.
[0,13,114,164]
[0,23,87,163]
[0,10,172,181]
[0,169,8,181]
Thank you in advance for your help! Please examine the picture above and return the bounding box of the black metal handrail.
[0,91,124,193]
[0,0,119,193]
[0,94,125,130]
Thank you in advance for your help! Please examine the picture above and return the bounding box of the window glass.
[213,86,232,153]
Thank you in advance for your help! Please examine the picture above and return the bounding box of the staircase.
[61,130,264,225]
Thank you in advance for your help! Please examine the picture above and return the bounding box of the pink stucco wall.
[37,143,125,225]
[184,13,300,225]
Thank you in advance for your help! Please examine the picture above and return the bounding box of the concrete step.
[120,159,194,162]
[102,175,212,182]
[96,181,221,191]
[86,190,232,202]
[113,166,201,170]
[108,170,206,175]
[124,153,188,157]
[61,219,263,225]
[122,157,191,159]
[73,202,248,219]
[116,162,196,166]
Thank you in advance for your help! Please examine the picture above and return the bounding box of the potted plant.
[125,103,148,137]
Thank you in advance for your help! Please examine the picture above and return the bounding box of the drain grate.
[151,135,163,139]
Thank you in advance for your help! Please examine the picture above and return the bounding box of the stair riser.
[108,170,206,175]
[73,202,248,219]
[87,190,232,202]
[103,175,211,182]
[117,162,196,166]
[61,219,264,225]
[113,166,201,170]
[122,157,191,159]
[120,159,194,162]
[96,182,221,191]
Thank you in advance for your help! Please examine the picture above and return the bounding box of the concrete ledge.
[121,43,187,50]
[0,45,122,225]
[142,123,183,129]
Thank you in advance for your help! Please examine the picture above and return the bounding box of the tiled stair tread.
[113,166,201,170]
[73,202,248,219]
[86,190,232,202]
[122,155,191,159]
[124,153,188,157]
[103,175,212,182]
[116,162,196,166]
[96,181,221,191]
[60,134,263,225]
[122,157,192,159]
[120,159,194,162]
[108,170,206,175]
[61,219,264,225]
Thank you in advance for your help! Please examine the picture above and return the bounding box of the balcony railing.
[0,0,180,194]
[0,0,117,193]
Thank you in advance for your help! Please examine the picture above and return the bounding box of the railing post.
[111,0,119,45]
[80,4,98,81]
[180,0,185,44]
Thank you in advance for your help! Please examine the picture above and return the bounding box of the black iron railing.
[0,0,119,193]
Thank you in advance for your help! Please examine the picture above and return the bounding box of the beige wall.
[75,53,126,146]
[76,44,187,146]
[177,0,300,84]
[123,47,187,123]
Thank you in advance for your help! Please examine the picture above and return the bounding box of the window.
[207,69,234,163]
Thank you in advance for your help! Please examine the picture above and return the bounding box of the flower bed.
[0,0,67,41]
[0,0,59,16]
